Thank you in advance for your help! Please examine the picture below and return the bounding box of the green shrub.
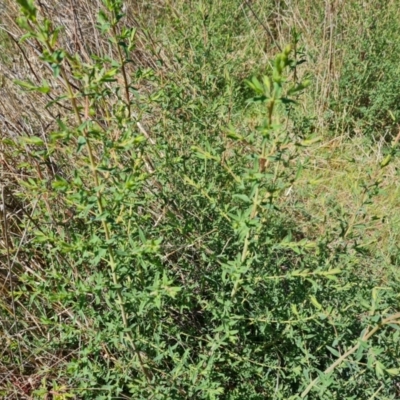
[2,1,400,399]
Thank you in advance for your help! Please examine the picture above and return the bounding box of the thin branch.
[244,0,282,52]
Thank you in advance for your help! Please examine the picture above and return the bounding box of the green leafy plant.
[1,1,400,399]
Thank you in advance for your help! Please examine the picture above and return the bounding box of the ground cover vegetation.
[1,0,400,398]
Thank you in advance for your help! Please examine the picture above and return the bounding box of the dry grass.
[290,132,400,281]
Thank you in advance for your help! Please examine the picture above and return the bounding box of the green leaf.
[191,146,220,161]
[232,194,251,204]
[318,268,342,276]
[51,63,61,78]
[97,10,111,32]
[375,361,385,378]
[14,79,50,93]
[49,27,61,48]
[16,0,37,21]
[326,346,340,357]
[138,228,146,243]
[77,136,87,153]
[386,368,400,376]
[246,76,264,95]
[226,126,244,141]
[310,295,322,310]
[299,136,322,147]
[20,136,44,146]
[52,177,69,191]
[380,154,391,168]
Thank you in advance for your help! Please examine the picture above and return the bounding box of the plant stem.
[112,22,131,119]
